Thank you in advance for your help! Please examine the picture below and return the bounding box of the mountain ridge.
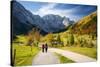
[11,1,74,36]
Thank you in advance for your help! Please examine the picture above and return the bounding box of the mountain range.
[11,1,74,36]
[11,1,97,38]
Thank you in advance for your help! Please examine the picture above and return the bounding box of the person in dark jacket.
[45,43,48,53]
[42,44,45,53]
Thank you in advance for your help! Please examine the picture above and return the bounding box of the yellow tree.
[45,32,54,46]
[26,28,36,46]
[34,31,40,41]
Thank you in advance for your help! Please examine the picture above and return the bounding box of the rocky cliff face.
[63,17,74,27]
[42,14,65,32]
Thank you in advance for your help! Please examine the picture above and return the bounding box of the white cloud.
[32,4,81,21]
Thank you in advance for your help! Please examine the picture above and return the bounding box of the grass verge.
[55,53,74,63]
[12,44,40,66]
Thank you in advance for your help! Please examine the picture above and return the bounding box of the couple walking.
[42,43,48,53]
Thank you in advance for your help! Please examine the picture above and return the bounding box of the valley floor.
[13,44,97,66]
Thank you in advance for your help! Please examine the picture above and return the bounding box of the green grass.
[55,53,74,63]
[12,44,40,66]
[60,47,97,59]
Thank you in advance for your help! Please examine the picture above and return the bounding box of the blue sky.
[18,1,97,21]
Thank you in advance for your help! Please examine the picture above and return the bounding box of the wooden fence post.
[12,49,16,66]
[14,49,16,66]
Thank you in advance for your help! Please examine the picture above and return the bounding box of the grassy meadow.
[12,43,40,66]
[12,35,40,66]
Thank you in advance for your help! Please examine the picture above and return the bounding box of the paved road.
[49,48,96,63]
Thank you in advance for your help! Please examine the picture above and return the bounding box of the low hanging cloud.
[32,3,81,21]
[32,3,74,16]
[30,3,96,21]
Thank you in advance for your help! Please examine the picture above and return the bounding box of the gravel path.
[32,50,60,65]
[32,48,96,65]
